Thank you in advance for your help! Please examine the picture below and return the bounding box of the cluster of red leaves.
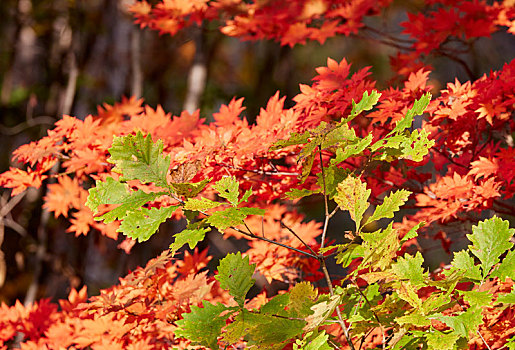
[130,0,392,47]
[0,249,235,349]
[1,0,515,349]
[393,59,515,237]
[396,0,515,74]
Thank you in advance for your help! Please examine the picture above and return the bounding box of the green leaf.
[175,301,234,349]
[270,131,310,150]
[433,306,483,337]
[458,290,492,308]
[491,250,515,281]
[224,309,306,348]
[507,336,515,350]
[467,216,514,279]
[216,252,256,307]
[395,281,422,309]
[346,90,382,122]
[183,197,222,211]
[213,176,240,206]
[294,331,332,350]
[448,250,482,281]
[285,188,316,200]
[169,226,211,254]
[316,165,349,199]
[118,205,178,242]
[399,129,434,162]
[364,189,411,226]
[497,287,515,304]
[425,330,460,350]
[86,177,129,212]
[287,282,318,318]
[321,123,357,149]
[391,252,427,287]
[259,293,290,316]
[335,243,364,268]
[400,222,424,244]
[300,152,316,183]
[101,190,163,223]
[361,222,399,270]
[421,293,452,315]
[390,93,431,135]
[86,177,165,223]
[304,294,341,332]
[334,176,370,231]
[331,134,373,165]
[108,131,170,187]
[395,311,431,327]
[207,207,265,232]
[170,178,210,198]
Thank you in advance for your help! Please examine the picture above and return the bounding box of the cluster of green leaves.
[86,92,515,349]
[86,131,264,251]
[176,252,319,349]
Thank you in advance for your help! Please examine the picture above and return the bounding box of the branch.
[166,190,318,259]
[317,146,356,350]
[280,220,318,256]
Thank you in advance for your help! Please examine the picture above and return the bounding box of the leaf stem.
[280,220,318,256]
[318,145,355,350]
[166,189,318,259]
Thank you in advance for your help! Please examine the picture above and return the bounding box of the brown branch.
[280,220,318,256]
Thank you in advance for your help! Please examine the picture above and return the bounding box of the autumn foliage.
[1,0,515,349]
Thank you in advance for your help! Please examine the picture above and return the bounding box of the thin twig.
[280,220,318,256]
[166,190,318,259]
[319,146,330,250]
[317,145,356,350]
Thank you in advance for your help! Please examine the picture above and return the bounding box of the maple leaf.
[468,156,498,180]
[0,168,48,196]
[44,176,85,218]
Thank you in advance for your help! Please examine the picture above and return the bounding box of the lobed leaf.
[169,226,211,255]
[213,176,240,206]
[448,250,482,281]
[304,294,341,332]
[433,306,483,338]
[170,178,211,198]
[467,216,514,279]
[491,250,515,281]
[364,189,411,226]
[215,252,256,307]
[108,131,170,187]
[425,330,460,350]
[183,197,222,211]
[206,207,265,232]
[390,93,431,135]
[86,177,129,212]
[391,251,427,287]
[118,205,178,242]
[331,134,373,165]
[346,90,382,122]
[175,301,234,349]
[224,309,306,348]
[334,176,370,231]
